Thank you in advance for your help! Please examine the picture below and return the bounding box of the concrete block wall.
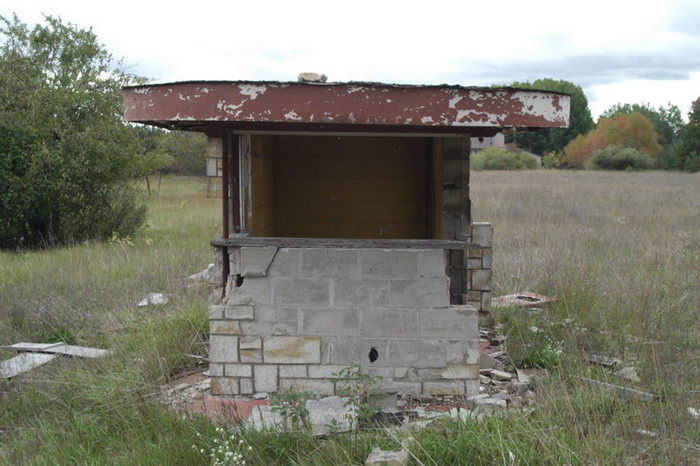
[209,245,480,397]
[464,222,493,317]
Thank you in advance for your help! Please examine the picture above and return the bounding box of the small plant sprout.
[270,389,313,429]
[332,365,382,427]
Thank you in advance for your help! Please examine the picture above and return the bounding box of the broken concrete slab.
[307,396,356,436]
[187,263,215,281]
[138,292,168,307]
[489,369,513,381]
[0,353,56,379]
[585,353,622,368]
[615,366,641,383]
[688,407,699,418]
[479,352,500,369]
[516,368,549,384]
[7,343,109,359]
[577,376,661,402]
[492,291,556,309]
[364,446,408,466]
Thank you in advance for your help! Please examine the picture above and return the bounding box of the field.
[1,172,698,464]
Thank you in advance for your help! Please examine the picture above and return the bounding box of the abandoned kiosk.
[123,80,570,397]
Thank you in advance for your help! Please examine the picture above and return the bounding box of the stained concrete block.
[301,249,360,277]
[272,278,330,306]
[360,309,419,338]
[327,337,389,366]
[209,363,224,377]
[225,364,252,378]
[419,306,477,338]
[471,222,493,247]
[465,379,480,397]
[279,378,334,396]
[267,248,301,276]
[423,380,465,395]
[387,339,446,368]
[211,377,238,395]
[301,308,359,336]
[361,250,420,278]
[334,279,390,307]
[230,276,271,304]
[209,335,238,363]
[240,349,263,363]
[240,378,254,395]
[482,248,493,269]
[240,336,262,350]
[376,380,421,394]
[419,250,447,277]
[263,336,321,364]
[240,247,278,277]
[471,270,492,291]
[446,340,481,365]
[279,365,307,378]
[467,258,482,269]
[389,279,449,308]
[210,320,241,335]
[308,365,346,379]
[225,304,255,320]
[441,364,479,379]
[209,304,226,320]
[254,365,278,392]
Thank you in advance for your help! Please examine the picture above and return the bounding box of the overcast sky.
[3,0,699,120]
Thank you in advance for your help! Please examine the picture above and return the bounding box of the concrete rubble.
[137,292,168,307]
[492,291,556,309]
[365,447,408,466]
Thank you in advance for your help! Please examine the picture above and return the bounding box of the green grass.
[1,172,699,464]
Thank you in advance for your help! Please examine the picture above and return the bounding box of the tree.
[562,112,661,168]
[157,130,207,176]
[507,79,595,155]
[0,15,146,248]
[601,102,683,166]
[670,98,700,172]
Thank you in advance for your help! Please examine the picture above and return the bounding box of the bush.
[584,146,653,170]
[0,15,147,248]
[470,147,540,170]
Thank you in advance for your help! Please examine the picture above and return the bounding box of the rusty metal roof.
[122,80,570,136]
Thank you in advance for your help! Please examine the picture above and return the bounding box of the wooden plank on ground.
[0,353,57,379]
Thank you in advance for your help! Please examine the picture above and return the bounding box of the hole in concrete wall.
[234,274,244,287]
[368,347,378,363]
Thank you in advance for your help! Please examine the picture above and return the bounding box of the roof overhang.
[122,81,570,137]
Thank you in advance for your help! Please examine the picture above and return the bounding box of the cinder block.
[301,249,360,277]
[240,378,254,395]
[263,336,321,364]
[279,365,307,378]
[209,335,238,363]
[360,309,419,338]
[254,365,278,392]
[240,336,262,350]
[467,258,482,269]
[419,306,477,338]
[423,381,464,395]
[441,364,479,379]
[301,308,359,336]
[280,378,334,396]
[327,337,389,366]
[446,340,481,365]
[240,349,263,363]
[482,248,493,269]
[308,365,346,379]
[225,304,255,320]
[361,250,420,278]
[387,339,446,368]
[389,279,450,308]
[211,377,238,395]
[471,270,492,291]
[272,278,330,306]
[471,222,493,247]
[465,379,479,397]
[376,380,422,394]
[467,291,481,302]
[209,304,226,320]
[230,276,271,304]
[266,248,301,276]
[419,250,447,277]
[210,320,242,335]
[240,247,278,277]
[416,368,444,380]
[467,248,482,259]
[334,279,390,307]
[209,363,224,377]
[225,364,252,378]
[228,247,241,275]
[481,292,492,312]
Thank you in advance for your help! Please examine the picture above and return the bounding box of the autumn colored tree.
[561,112,661,168]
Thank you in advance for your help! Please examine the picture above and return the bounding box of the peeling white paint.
[132,87,150,95]
[283,110,302,121]
[385,99,392,103]
[346,86,364,94]
[449,95,464,108]
[198,87,213,94]
[513,92,570,123]
[420,116,434,124]
[455,109,501,126]
[239,84,268,100]
[173,113,195,121]
[348,112,356,123]
[217,99,244,115]
[178,93,190,101]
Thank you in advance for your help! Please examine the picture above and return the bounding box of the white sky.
[3,0,699,120]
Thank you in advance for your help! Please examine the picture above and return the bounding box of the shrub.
[584,146,653,170]
[470,147,539,170]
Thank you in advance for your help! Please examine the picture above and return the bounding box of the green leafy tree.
[507,78,594,155]
[670,97,700,172]
[157,130,207,176]
[0,14,147,248]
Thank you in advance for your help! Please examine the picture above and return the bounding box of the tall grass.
[1,172,698,464]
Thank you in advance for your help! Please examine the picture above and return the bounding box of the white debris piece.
[615,366,641,383]
[365,447,408,466]
[138,292,168,307]
[0,353,56,379]
[688,407,700,418]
